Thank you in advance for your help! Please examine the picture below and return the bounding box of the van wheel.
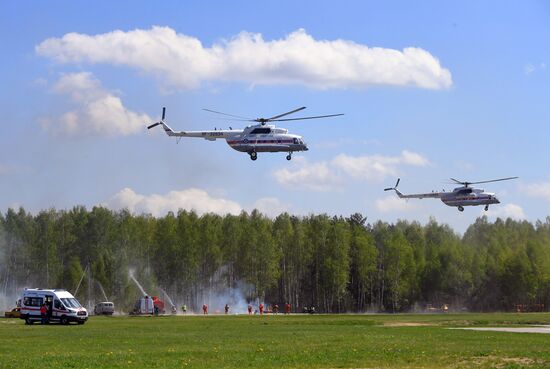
[25,317,33,325]
[61,316,69,325]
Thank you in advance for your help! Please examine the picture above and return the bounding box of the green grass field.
[2,313,550,368]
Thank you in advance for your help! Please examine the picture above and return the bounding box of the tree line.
[1,206,549,313]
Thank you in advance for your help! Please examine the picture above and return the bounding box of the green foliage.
[2,207,550,312]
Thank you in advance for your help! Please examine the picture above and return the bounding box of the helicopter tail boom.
[384,178,442,199]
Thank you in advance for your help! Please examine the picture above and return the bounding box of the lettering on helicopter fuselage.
[202,132,224,137]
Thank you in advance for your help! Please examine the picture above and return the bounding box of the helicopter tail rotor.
[384,178,400,191]
[147,107,176,136]
[147,107,166,130]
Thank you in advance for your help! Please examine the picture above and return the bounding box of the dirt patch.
[455,355,540,368]
[451,326,550,334]
[382,322,433,327]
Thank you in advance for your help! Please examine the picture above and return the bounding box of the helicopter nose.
[303,144,309,151]
[493,196,500,204]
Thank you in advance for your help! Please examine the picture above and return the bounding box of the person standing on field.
[259,303,264,315]
[224,304,229,314]
[285,302,291,314]
[202,304,208,315]
[247,304,252,315]
[40,303,48,324]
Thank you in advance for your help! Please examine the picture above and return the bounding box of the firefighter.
[224,304,229,314]
[202,304,208,315]
[259,303,264,315]
[247,304,252,315]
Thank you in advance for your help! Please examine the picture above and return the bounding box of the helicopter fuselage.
[440,187,500,208]
[225,124,308,154]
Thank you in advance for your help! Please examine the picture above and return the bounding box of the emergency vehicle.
[20,288,88,325]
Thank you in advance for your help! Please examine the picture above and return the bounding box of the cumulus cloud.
[273,157,343,191]
[522,182,550,201]
[375,195,420,213]
[44,72,152,136]
[274,151,429,191]
[252,197,291,217]
[104,187,242,216]
[37,27,452,90]
[485,203,526,220]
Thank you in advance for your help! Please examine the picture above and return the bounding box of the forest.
[1,206,550,313]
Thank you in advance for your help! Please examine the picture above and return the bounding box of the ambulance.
[20,288,88,325]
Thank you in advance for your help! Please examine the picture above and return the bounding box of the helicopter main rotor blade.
[271,113,345,122]
[450,178,466,185]
[203,109,251,120]
[467,177,519,185]
[265,106,306,121]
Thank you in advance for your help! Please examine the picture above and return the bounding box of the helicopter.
[147,107,343,161]
[384,177,518,212]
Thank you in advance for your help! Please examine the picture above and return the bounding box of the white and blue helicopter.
[147,107,343,161]
[384,177,518,212]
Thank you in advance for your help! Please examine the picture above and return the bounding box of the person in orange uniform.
[202,304,208,315]
[285,302,291,314]
[259,303,264,315]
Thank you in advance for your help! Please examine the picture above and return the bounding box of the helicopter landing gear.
[458,206,464,212]
[484,205,489,211]
[249,152,257,161]
[286,153,292,161]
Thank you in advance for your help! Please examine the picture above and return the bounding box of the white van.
[20,288,88,325]
[94,301,115,315]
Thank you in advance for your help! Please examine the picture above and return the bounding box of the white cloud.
[45,72,152,136]
[274,151,429,191]
[252,197,291,217]
[37,27,452,90]
[522,182,550,201]
[104,187,242,216]
[524,62,546,76]
[485,203,526,220]
[273,157,342,191]
[375,195,419,213]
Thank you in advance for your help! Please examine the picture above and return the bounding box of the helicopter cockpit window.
[250,128,271,135]
[293,138,299,144]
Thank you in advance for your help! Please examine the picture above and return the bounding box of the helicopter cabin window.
[250,128,271,135]
[293,138,299,144]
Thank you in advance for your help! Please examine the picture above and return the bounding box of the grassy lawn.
[2,313,550,368]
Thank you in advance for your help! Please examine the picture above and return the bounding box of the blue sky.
[1,1,549,232]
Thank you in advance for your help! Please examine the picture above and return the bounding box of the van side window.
[54,299,63,309]
[23,297,43,307]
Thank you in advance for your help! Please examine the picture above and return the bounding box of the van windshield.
[61,298,82,308]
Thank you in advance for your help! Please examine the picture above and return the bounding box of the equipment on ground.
[384,177,518,212]
[4,307,21,318]
[147,107,343,161]
[130,295,167,315]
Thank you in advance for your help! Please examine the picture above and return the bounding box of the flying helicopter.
[384,177,518,212]
[147,107,343,161]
